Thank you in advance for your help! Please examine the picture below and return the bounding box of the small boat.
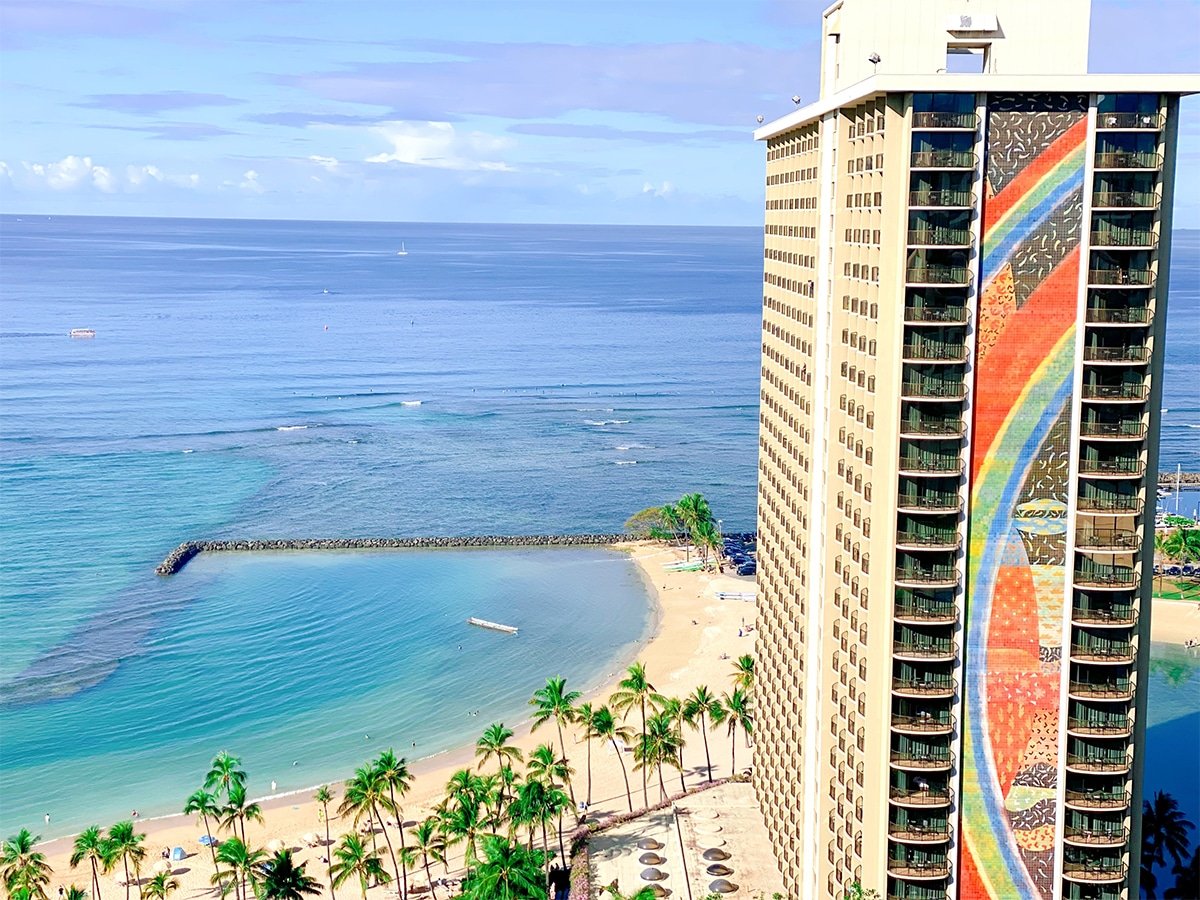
[466,617,518,635]
[69,328,96,338]
[396,242,408,257]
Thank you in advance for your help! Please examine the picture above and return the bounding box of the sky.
[1,0,1197,226]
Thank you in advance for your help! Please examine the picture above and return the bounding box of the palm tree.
[574,702,598,805]
[529,677,581,807]
[205,752,247,800]
[329,835,389,900]
[659,503,683,547]
[64,886,89,900]
[313,786,336,900]
[70,826,107,900]
[2,830,53,900]
[603,885,657,900]
[438,769,492,869]
[459,836,546,900]
[683,685,722,781]
[339,765,402,897]
[259,850,321,900]
[476,723,523,813]
[633,712,681,803]
[692,519,722,571]
[1165,846,1199,900]
[373,749,414,900]
[509,780,554,873]
[408,818,446,900]
[210,836,262,900]
[714,688,754,776]
[221,783,263,846]
[141,873,178,900]
[1158,526,1200,563]
[658,697,689,793]
[106,822,145,900]
[183,789,221,872]
[610,662,664,809]
[589,705,635,812]
[731,654,754,693]
[1143,790,1195,891]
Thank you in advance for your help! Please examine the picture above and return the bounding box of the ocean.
[0,216,1196,837]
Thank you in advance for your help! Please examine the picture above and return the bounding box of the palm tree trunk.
[640,699,649,808]
[321,804,335,900]
[701,713,713,781]
[372,806,404,900]
[677,725,687,793]
[731,731,736,776]
[556,810,566,867]
[91,857,101,900]
[201,815,219,874]
[612,739,633,813]
[123,856,131,900]
[585,734,593,805]
[541,822,550,877]
[657,762,667,802]
[554,719,578,808]
[423,857,437,900]
[388,787,410,900]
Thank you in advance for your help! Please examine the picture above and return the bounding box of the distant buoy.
[324,325,329,331]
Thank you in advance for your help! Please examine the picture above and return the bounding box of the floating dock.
[467,617,519,635]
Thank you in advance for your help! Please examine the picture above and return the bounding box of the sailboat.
[396,242,408,257]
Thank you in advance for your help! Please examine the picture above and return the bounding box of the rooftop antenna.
[756,115,765,124]
[869,52,881,74]
[791,95,803,105]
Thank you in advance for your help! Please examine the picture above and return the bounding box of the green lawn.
[1153,578,1200,602]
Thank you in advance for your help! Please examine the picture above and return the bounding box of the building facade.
[752,3,1198,898]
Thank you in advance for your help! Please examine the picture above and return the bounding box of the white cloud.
[308,154,340,171]
[364,121,515,172]
[2,156,199,194]
[642,180,674,198]
[239,169,264,193]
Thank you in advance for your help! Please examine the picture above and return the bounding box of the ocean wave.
[614,460,637,466]
[276,425,310,432]
[575,407,615,412]
[585,419,630,426]
[400,400,422,407]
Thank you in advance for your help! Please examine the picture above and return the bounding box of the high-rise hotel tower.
[752,2,1197,898]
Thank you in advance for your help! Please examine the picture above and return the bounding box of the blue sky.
[1,0,1196,225]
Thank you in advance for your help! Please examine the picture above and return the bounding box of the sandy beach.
[35,541,763,897]
[1151,596,1200,646]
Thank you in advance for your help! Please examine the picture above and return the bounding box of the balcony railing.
[1076,530,1140,551]
[1097,112,1163,129]
[889,751,954,771]
[896,530,961,549]
[1088,268,1154,286]
[888,821,951,842]
[1094,151,1162,170]
[912,111,978,129]
[1063,826,1129,846]
[904,343,968,362]
[1067,752,1132,773]
[1072,604,1137,626]
[1068,680,1133,701]
[904,305,968,323]
[893,677,956,697]
[1077,457,1144,477]
[1090,229,1157,249]
[1081,383,1149,401]
[911,150,977,169]
[898,493,961,512]
[1085,306,1150,324]
[902,380,968,399]
[896,566,958,586]
[1068,715,1133,736]
[894,641,958,659]
[899,455,962,474]
[1080,421,1146,439]
[1092,190,1156,209]
[892,713,955,733]
[900,419,965,438]
[888,858,951,879]
[1083,345,1150,363]
[1064,789,1130,809]
[909,189,973,208]
[1061,860,1128,882]
[908,229,972,247]
[1070,642,1135,662]
[907,266,970,285]
[1077,495,1142,515]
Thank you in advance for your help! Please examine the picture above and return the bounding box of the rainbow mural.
[960,94,1089,900]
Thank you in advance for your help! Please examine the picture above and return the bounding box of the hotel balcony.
[1085,305,1151,325]
[888,820,951,844]
[1081,382,1149,402]
[909,189,974,208]
[1061,860,1128,884]
[888,888,949,900]
[889,751,954,773]
[892,676,956,698]
[1070,640,1135,664]
[904,304,968,324]
[887,854,950,880]
[1090,228,1157,249]
[903,342,968,363]
[1082,344,1150,364]
[1097,112,1163,130]
[911,150,977,169]
[1077,457,1144,478]
[1075,530,1140,552]
[899,418,965,439]
[1068,679,1134,702]
[1063,827,1129,848]
[906,266,971,286]
[1078,494,1143,515]
[1072,600,1138,627]
[893,639,958,661]
[1064,887,1123,900]
[908,228,972,248]
[912,111,978,130]
[1094,151,1162,170]
[1065,789,1131,811]
[898,455,962,477]
[1067,714,1133,739]
[897,492,961,514]
[1088,267,1154,287]
[1074,562,1138,589]
[895,565,958,589]
[901,377,968,400]
[896,530,961,551]
[1092,190,1157,209]
[1079,420,1147,440]
[1066,752,1133,775]
[892,713,955,736]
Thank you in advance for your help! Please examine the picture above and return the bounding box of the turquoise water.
[0,217,1195,840]
[0,547,653,835]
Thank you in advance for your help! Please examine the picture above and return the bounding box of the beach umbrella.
[709,879,739,893]
[171,848,185,861]
[199,835,217,847]
[637,838,663,851]
[301,832,319,848]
